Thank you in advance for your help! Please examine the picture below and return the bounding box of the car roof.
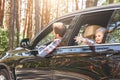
[56,3,120,20]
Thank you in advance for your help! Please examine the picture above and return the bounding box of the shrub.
[0,28,9,54]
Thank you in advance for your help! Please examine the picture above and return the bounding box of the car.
[0,3,120,80]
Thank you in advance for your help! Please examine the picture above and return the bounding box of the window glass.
[106,10,120,43]
[37,32,54,47]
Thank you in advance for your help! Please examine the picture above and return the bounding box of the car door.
[53,9,118,80]
[16,16,75,80]
[16,29,54,80]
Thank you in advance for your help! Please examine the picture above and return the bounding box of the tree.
[56,0,60,18]
[0,0,5,27]
[45,0,51,25]
[9,0,16,50]
[86,0,98,8]
[23,0,29,39]
[35,0,40,35]
[109,0,114,4]
[3,0,11,29]
[15,0,20,47]
[75,0,79,10]
[27,0,33,39]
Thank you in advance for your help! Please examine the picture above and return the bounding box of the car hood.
[0,48,35,63]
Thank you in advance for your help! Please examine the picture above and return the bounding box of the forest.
[0,0,120,54]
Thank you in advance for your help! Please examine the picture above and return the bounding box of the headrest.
[83,25,102,39]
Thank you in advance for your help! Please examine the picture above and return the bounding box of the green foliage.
[115,0,120,3]
[103,0,120,5]
[0,28,9,54]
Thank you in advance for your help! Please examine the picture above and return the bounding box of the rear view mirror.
[20,38,30,48]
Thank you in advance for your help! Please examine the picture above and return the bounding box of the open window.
[34,16,75,49]
[73,10,114,45]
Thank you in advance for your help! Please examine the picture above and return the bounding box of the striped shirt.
[37,39,61,57]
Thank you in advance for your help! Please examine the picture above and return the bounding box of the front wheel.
[0,69,10,80]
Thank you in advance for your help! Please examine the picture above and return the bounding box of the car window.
[76,24,102,45]
[106,9,120,43]
[36,32,54,47]
[35,16,75,48]
[74,10,114,45]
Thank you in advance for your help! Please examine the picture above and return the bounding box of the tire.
[0,69,10,80]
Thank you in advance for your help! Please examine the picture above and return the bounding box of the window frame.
[30,16,75,49]
[106,9,120,43]
[68,9,114,46]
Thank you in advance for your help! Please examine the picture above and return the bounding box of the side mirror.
[20,38,30,48]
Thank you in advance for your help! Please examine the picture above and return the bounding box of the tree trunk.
[66,0,68,13]
[56,0,59,18]
[41,0,45,29]
[4,0,11,29]
[109,0,114,4]
[35,0,40,35]
[45,0,50,25]
[0,0,5,27]
[15,0,19,47]
[75,0,79,10]
[9,0,15,50]
[27,0,33,39]
[94,0,98,6]
[23,1,29,39]
[86,0,98,8]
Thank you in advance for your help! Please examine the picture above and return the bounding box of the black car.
[0,4,120,80]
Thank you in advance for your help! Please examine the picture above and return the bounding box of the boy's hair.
[52,22,66,37]
[96,27,107,34]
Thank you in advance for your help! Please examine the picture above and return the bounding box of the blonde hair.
[96,27,107,34]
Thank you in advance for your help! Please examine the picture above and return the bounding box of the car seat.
[83,25,102,39]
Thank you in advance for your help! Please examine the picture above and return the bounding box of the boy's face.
[95,32,104,44]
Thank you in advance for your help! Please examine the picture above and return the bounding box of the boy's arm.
[37,39,61,57]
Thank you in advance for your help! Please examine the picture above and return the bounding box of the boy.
[37,22,66,57]
[74,27,107,46]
